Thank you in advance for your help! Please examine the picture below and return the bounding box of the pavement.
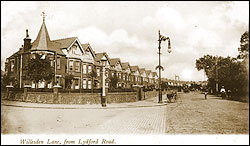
[1,95,169,134]
[1,95,168,109]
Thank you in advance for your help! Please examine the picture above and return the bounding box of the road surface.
[1,92,249,134]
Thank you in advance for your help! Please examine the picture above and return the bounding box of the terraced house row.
[4,19,159,90]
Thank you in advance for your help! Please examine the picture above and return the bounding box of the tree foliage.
[24,54,54,85]
[238,31,249,59]
[65,73,74,89]
[195,31,249,98]
[1,74,18,89]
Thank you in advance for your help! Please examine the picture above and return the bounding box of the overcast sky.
[1,1,249,81]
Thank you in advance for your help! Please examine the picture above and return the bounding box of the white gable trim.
[67,37,84,54]
[86,45,96,59]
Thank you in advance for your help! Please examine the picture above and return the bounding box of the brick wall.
[2,91,137,104]
[144,90,158,99]
[107,92,137,103]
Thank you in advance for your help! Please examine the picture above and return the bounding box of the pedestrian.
[204,89,208,100]
[220,86,226,99]
[227,89,232,98]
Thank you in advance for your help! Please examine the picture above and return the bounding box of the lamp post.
[156,30,171,103]
[215,56,219,93]
[101,56,107,107]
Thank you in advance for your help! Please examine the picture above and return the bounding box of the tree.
[195,54,217,78]
[1,74,18,90]
[65,73,74,89]
[24,54,54,88]
[238,31,249,59]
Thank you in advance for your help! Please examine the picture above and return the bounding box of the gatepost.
[53,85,61,103]
[133,85,143,101]
[23,85,31,101]
[6,85,14,99]
[101,87,108,106]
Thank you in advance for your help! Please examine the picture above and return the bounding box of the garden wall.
[2,90,137,104]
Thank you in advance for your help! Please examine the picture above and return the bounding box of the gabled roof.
[81,43,96,58]
[94,52,111,65]
[52,37,77,49]
[121,62,130,70]
[8,49,22,59]
[110,58,121,66]
[95,52,109,61]
[139,68,146,74]
[130,65,140,72]
[152,72,158,77]
[30,22,64,55]
[146,70,152,76]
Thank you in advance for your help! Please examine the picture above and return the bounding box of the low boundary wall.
[1,90,138,104]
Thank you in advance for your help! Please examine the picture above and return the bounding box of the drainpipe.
[20,54,22,88]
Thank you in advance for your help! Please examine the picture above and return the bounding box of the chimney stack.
[23,29,31,52]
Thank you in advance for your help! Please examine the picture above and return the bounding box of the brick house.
[4,17,159,90]
[146,70,154,87]
[152,72,159,88]
[121,62,132,88]
[5,19,96,89]
[139,68,147,86]
[130,66,141,86]
[94,52,112,89]
[109,58,123,88]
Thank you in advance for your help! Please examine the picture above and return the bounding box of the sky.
[1,1,249,81]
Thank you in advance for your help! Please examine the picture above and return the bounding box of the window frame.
[69,60,74,71]
[56,58,60,69]
[75,61,80,72]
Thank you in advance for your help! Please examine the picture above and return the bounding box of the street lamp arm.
[160,35,170,41]
[155,65,164,71]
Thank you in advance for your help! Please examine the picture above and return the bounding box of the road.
[165,92,249,134]
[1,92,249,134]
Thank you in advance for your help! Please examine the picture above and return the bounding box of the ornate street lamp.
[101,56,107,107]
[155,30,171,103]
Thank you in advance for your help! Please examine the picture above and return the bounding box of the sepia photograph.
[1,1,249,145]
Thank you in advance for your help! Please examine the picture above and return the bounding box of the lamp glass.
[168,48,172,53]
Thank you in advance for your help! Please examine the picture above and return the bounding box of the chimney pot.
[26,29,29,37]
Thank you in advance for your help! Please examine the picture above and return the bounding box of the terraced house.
[94,52,111,89]
[121,62,133,88]
[4,17,158,90]
[130,66,142,86]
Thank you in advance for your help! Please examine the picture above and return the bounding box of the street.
[1,92,249,134]
[165,92,249,134]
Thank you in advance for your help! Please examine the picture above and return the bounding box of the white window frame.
[75,61,80,72]
[82,79,87,89]
[88,65,92,73]
[88,80,92,89]
[75,78,80,89]
[97,68,100,76]
[83,64,87,74]
[57,58,60,69]
[69,60,74,71]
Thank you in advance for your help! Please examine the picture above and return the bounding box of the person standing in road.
[220,86,226,99]
[204,89,208,100]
